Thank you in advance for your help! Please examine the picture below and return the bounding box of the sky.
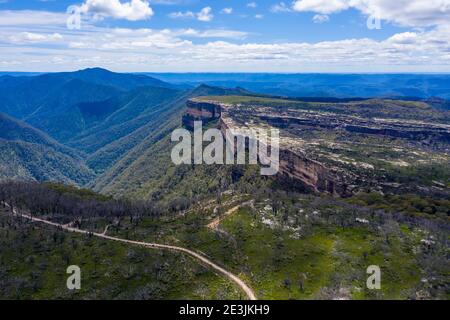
[0,0,449,72]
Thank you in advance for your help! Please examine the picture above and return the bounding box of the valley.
[0,68,448,300]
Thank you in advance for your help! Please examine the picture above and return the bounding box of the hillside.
[0,70,255,186]
[92,85,256,194]
[0,69,448,301]
[0,112,81,158]
[67,86,184,155]
[0,113,93,184]
[0,68,179,141]
[23,79,124,141]
[0,140,94,185]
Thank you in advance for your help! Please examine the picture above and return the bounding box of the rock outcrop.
[183,99,340,195]
[182,100,221,129]
[182,96,450,197]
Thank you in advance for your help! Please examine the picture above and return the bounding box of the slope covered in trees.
[0,113,93,184]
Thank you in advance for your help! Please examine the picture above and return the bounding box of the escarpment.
[183,99,341,195]
[182,100,221,129]
[182,97,450,196]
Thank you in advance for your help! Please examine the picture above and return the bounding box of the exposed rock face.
[259,115,450,143]
[184,99,340,195]
[278,148,337,194]
[182,100,221,129]
[183,97,450,197]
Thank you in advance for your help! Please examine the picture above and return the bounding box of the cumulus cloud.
[221,7,233,14]
[1,20,449,72]
[292,0,450,27]
[0,10,68,26]
[8,32,62,44]
[312,14,329,23]
[177,28,248,39]
[168,11,194,19]
[270,2,292,13]
[293,0,348,14]
[247,2,257,8]
[387,32,418,44]
[1,6,450,72]
[79,0,153,21]
[170,7,213,22]
[197,6,213,22]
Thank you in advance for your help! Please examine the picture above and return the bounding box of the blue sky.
[0,0,449,72]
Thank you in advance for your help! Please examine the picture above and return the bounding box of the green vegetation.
[0,139,94,185]
[0,71,449,300]
[44,182,113,202]
[199,95,450,123]
[348,192,450,219]
[94,190,448,300]
[0,209,240,300]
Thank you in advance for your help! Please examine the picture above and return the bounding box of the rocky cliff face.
[183,96,450,197]
[184,99,340,195]
[182,100,221,129]
[260,114,450,144]
[278,148,337,194]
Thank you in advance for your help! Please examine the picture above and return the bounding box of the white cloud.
[292,0,450,27]
[2,24,450,72]
[8,32,62,44]
[168,11,194,19]
[293,0,348,14]
[387,32,418,44]
[179,28,248,39]
[197,6,213,22]
[0,10,68,26]
[312,14,329,23]
[221,7,233,14]
[79,0,153,21]
[247,2,257,8]
[270,2,292,13]
[170,7,213,22]
[1,9,450,72]
[255,14,264,19]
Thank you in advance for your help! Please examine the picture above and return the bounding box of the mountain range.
[0,68,252,189]
[0,68,449,301]
[1,68,449,199]
[146,73,450,100]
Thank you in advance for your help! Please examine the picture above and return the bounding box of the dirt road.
[207,200,254,230]
[4,203,257,300]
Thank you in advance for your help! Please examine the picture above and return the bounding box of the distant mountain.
[0,72,42,77]
[0,112,81,158]
[24,79,124,141]
[0,69,183,141]
[0,67,178,119]
[60,68,177,91]
[0,67,255,189]
[0,113,93,185]
[67,86,183,153]
[147,73,450,100]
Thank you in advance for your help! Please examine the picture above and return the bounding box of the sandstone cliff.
[183,99,340,195]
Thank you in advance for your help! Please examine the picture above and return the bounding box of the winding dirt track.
[207,200,254,230]
[4,204,257,300]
